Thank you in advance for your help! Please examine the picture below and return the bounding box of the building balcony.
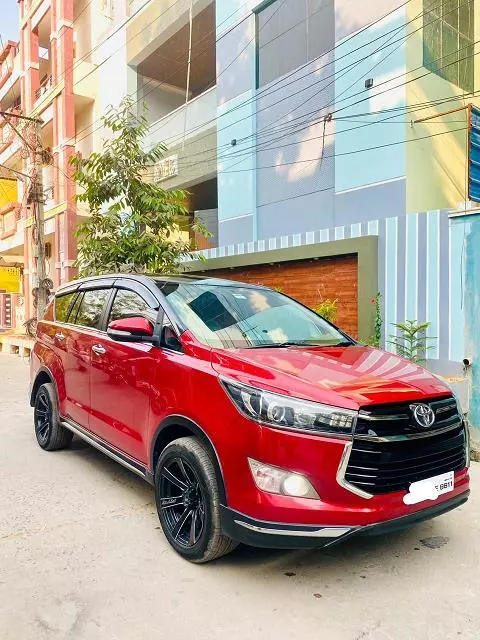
[145,86,216,150]
[73,59,97,102]
[35,75,53,101]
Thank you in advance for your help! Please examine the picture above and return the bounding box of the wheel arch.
[30,366,58,407]
[150,416,227,505]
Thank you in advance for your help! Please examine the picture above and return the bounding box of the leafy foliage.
[70,97,208,276]
[388,320,437,363]
[314,298,338,323]
[364,292,383,347]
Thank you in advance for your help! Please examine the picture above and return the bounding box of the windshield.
[157,281,352,349]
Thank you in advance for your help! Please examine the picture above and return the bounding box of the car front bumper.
[220,490,470,549]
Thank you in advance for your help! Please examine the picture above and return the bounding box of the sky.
[1,0,19,43]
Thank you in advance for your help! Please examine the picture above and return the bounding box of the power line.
[216,126,469,174]
[156,41,477,174]
[165,0,472,167]
[71,0,287,146]
[72,0,421,148]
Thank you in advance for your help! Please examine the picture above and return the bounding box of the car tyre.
[155,436,238,563]
[34,382,73,451]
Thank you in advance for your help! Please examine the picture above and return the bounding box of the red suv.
[30,274,470,562]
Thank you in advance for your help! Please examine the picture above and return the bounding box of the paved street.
[0,354,479,640]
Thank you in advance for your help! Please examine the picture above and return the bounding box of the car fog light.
[248,458,319,499]
[282,474,313,498]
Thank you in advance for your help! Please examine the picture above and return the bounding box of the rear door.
[62,286,112,429]
[89,282,160,463]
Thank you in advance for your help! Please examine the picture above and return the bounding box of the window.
[158,282,350,349]
[55,293,76,323]
[75,289,110,329]
[68,293,84,325]
[256,0,334,88]
[108,289,151,324]
[423,0,474,92]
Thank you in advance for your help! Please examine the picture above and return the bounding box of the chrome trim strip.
[234,521,351,538]
[353,420,463,442]
[436,405,455,414]
[336,442,374,500]
[60,420,147,480]
[358,411,409,422]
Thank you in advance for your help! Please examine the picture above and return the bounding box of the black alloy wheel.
[33,383,73,451]
[34,387,52,446]
[155,437,238,563]
[159,457,206,547]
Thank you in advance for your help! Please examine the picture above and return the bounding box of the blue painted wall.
[452,213,480,430]
[216,0,409,245]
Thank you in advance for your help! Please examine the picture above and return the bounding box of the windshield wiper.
[247,340,355,349]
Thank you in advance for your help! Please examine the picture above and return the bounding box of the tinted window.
[75,289,110,329]
[68,292,84,324]
[108,289,150,324]
[55,293,76,322]
[158,282,350,349]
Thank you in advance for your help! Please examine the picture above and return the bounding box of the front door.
[62,288,111,429]
[89,287,158,464]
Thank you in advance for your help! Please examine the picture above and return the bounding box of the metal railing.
[35,75,53,101]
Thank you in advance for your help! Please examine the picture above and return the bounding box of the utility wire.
[71,0,288,146]
[146,0,453,153]
[157,35,478,172]
[72,0,420,147]
[164,0,471,166]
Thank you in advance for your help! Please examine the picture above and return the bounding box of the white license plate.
[403,471,454,505]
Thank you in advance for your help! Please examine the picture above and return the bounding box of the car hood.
[210,344,451,410]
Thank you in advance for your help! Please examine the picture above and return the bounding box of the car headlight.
[221,379,357,436]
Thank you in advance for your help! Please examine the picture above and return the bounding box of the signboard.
[153,155,179,183]
[468,106,480,202]
[0,266,21,293]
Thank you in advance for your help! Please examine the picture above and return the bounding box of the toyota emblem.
[410,403,435,428]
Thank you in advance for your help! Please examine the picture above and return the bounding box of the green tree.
[70,97,207,276]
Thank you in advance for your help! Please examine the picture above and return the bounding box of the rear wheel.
[34,383,73,451]
[155,437,238,563]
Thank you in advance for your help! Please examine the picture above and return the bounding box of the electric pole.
[0,110,48,321]
[33,115,48,320]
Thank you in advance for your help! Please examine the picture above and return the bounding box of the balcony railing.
[145,86,217,151]
[35,75,53,101]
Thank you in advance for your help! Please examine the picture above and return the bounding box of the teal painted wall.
[334,10,407,192]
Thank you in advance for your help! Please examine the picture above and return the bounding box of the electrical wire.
[146,0,460,155]
[149,40,480,174]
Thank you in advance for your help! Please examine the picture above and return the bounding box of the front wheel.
[155,437,238,563]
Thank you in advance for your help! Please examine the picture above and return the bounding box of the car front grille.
[344,396,467,495]
[355,396,460,437]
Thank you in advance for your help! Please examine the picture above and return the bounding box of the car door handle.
[92,344,106,356]
[55,332,66,341]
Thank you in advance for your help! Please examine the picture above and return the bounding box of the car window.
[108,289,151,324]
[55,292,76,322]
[75,289,110,329]
[68,292,84,324]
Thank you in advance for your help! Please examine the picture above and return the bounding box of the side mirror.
[162,325,183,352]
[107,316,156,343]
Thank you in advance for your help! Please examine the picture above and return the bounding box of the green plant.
[388,320,437,363]
[315,298,338,323]
[70,97,208,277]
[364,292,383,347]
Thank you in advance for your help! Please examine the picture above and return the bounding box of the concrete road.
[1,355,479,640]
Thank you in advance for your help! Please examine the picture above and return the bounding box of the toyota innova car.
[30,274,470,562]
